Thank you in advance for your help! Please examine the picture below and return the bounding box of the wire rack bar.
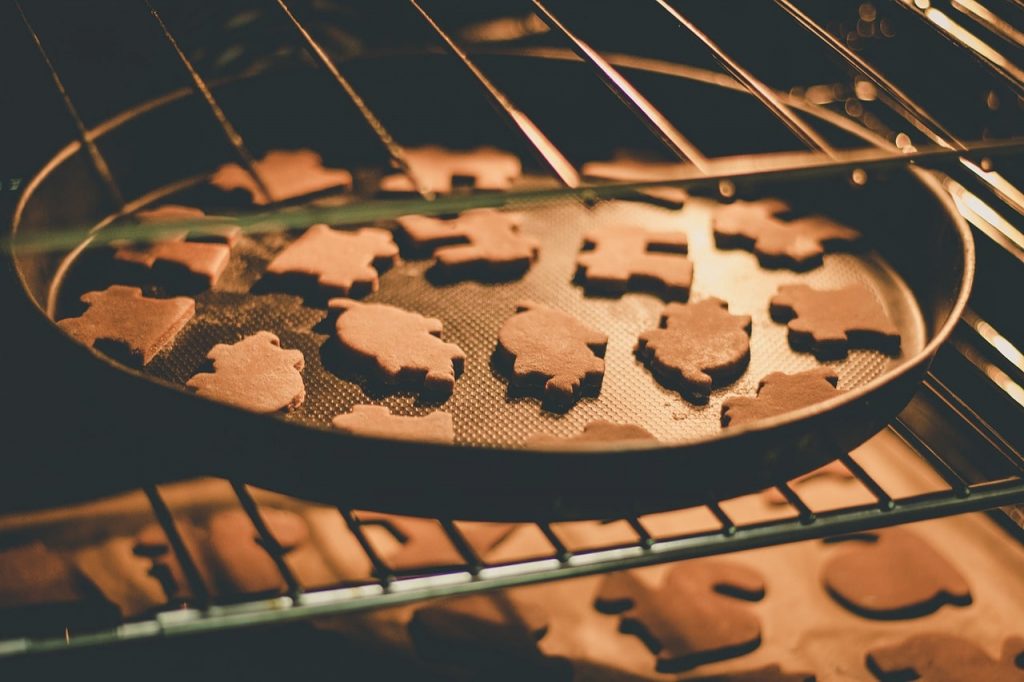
[951,0,1024,48]
[529,0,711,171]
[339,509,394,585]
[273,0,433,201]
[230,480,303,598]
[144,0,274,204]
[707,502,738,535]
[143,485,210,608]
[890,418,973,496]
[14,1,126,208]
[439,521,483,574]
[839,452,896,510]
[536,521,572,560]
[407,0,581,188]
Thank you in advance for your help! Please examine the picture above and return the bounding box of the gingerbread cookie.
[329,299,465,396]
[131,204,242,243]
[409,594,571,681]
[596,560,765,672]
[770,283,900,357]
[380,145,521,194]
[57,285,195,366]
[186,331,305,414]
[0,541,83,607]
[353,513,514,572]
[867,634,1024,682]
[265,224,398,297]
[527,421,656,448]
[210,148,353,205]
[689,665,815,682]
[332,405,454,444]
[823,528,971,619]
[398,210,538,281]
[713,199,861,269]
[576,226,692,299]
[582,153,689,206]
[496,301,607,409]
[721,369,841,428]
[206,508,308,595]
[637,298,751,400]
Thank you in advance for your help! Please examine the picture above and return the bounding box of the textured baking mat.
[55,195,925,448]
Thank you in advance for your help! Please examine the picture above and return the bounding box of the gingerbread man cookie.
[721,369,841,428]
[637,298,751,400]
[265,224,398,297]
[770,283,900,357]
[186,331,305,414]
[496,301,607,409]
[332,405,454,444]
[381,145,522,194]
[329,299,466,396]
[57,285,195,366]
[211,148,353,205]
[576,226,692,299]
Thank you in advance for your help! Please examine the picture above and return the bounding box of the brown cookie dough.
[265,224,399,297]
[867,634,1024,682]
[576,226,692,300]
[582,153,689,206]
[596,560,765,672]
[210,148,352,205]
[496,301,608,409]
[57,285,195,366]
[328,298,466,396]
[770,283,901,357]
[332,405,454,444]
[397,210,539,281]
[721,369,841,428]
[713,199,861,270]
[823,528,971,619]
[526,421,656,448]
[637,298,751,400]
[381,145,522,194]
[186,331,305,414]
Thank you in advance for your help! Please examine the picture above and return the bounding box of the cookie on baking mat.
[211,148,352,205]
[380,145,522,194]
[186,331,305,414]
[770,283,900,358]
[328,299,465,397]
[637,297,751,401]
[721,369,841,428]
[713,199,861,270]
[526,421,655,448]
[397,209,538,281]
[332,405,454,444]
[496,301,607,411]
[264,224,398,297]
[57,285,194,366]
[576,225,692,300]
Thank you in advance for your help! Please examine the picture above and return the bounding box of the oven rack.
[5,0,1024,657]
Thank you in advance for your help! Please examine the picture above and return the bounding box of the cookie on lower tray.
[575,225,692,300]
[264,224,399,297]
[210,148,353,205]
[186,331,305,414]
[713,199,861,270]
[57,285,195,366]
[397,209,538,281]
[328,299,466,397]
[496,301,608,411]
[636,297,751,401]
[332,406,454,444]
[721,368,841,428]
[380,145,522,194]
[770,283,900,358]
[867,633,1024,682]
[582,152,689,206]
[526,421,655,448]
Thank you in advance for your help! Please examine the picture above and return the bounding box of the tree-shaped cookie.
[867,634,1024,682]
[496,301,608,410]
[211,148,353,205]
[823,528,971,619]
[713,199,861,270]
[186,331,305,414]
[526,421,655,448]
[637,298,751,400]
[576,226,692,300]
[329,299,466,396]
[265,224,399,297]
[721,369,841,428]
[380,145,522,193]
[770,283,900,357]
[397,209,539,281]
[57,285,195,366]
[114,205,241,288]
[596,560,765,672]
[332,405,454,444]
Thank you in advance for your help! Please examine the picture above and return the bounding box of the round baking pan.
[5,51,972,520]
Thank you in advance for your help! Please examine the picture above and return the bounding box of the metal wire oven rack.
[4,0,1024,656]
